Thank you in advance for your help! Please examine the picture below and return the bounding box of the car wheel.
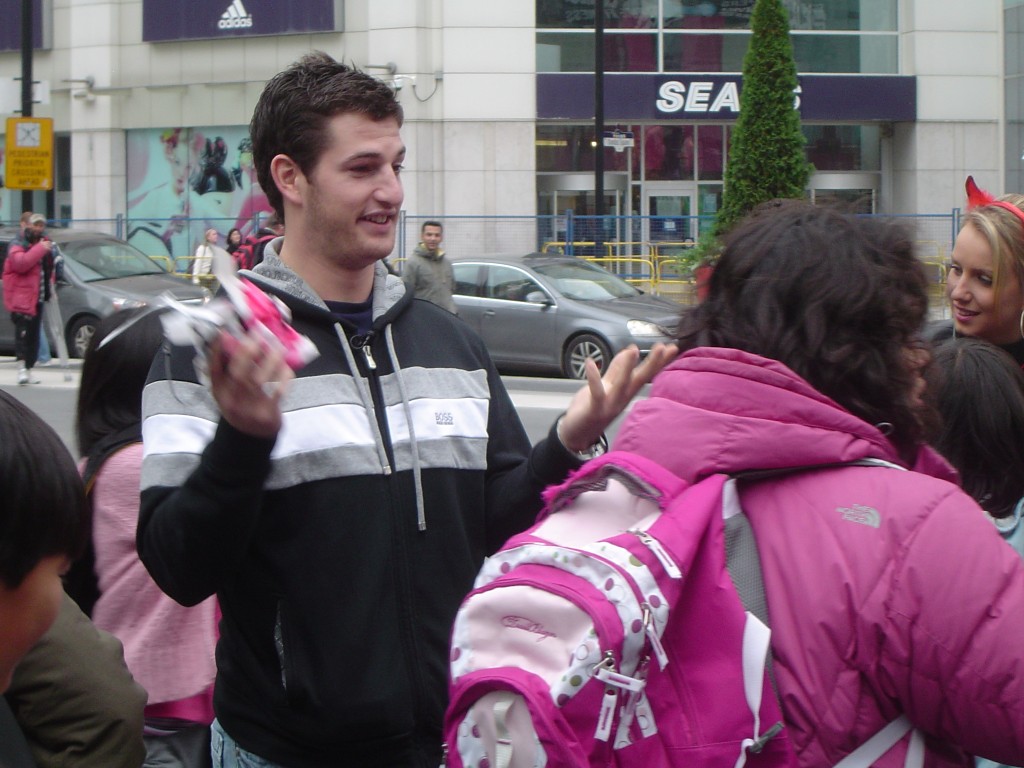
[68,315,100,359]
[562,334,611,379]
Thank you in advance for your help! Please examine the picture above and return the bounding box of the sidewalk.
[0,355,82,389]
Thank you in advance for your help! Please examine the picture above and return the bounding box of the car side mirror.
[525,290,553,305]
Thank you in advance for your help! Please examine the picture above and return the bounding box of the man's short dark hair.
[250,51,404,222]
[422,220,443,233]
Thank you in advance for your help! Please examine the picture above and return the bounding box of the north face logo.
[219,0,253,29]
[836,503,881,528]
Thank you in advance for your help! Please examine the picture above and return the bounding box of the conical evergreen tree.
[713,0,811,239]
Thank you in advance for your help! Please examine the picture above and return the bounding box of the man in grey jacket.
[402,220,457,314]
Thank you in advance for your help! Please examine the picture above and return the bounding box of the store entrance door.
[643,184,697,252]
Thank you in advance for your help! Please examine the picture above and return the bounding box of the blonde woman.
[935,177,1024,366]
[191,228,227,285]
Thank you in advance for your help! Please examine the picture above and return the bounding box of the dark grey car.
[451,253,680,379]
[0,227,210,357]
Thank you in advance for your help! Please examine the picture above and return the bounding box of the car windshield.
[533,261,640,301]
[59,238,168,281]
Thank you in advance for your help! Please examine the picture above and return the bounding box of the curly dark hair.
[929,337,1024,518]
[677,199,935,458]
[249,51,404,222]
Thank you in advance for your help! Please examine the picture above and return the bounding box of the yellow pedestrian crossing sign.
[5,117,54,190]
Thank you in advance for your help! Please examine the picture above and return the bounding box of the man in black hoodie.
[137,51,675,768]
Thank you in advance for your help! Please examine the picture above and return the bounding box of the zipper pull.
[350,334,377,371]
[631,529,682,578]
[642,604,670,669]
[594,664,646,693]
[595,687,617,742]
[362,344,377,370]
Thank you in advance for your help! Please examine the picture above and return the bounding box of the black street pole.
[594,0,605,253]
[20,0,33,213]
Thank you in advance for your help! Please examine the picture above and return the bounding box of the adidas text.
[219,0,253,29]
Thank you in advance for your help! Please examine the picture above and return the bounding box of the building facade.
[0,0,1010,257]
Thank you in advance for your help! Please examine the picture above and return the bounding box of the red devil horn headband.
[965,175,1024,230]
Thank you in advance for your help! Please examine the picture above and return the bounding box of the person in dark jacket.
[136,51,675,768]
[402,220,457,314]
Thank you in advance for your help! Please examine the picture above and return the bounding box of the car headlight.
[112,297,147,310]
[627,319,668,337]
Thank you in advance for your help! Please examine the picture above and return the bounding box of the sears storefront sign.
[142,0,343,42]
[537,73,916,123]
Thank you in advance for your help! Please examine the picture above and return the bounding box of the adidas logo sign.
[218,0,253,29]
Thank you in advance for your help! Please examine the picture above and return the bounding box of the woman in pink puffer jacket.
[613,201,1024,767]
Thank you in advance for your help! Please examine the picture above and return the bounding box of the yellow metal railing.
[540,240,701,296]
[582,256,658,291]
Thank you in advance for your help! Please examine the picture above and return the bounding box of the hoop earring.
[1019,308,1024,341]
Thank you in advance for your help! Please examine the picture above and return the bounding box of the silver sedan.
[451,253,680,379]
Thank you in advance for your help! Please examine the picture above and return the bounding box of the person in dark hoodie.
[402,220,457,314]
[136,51,676,768]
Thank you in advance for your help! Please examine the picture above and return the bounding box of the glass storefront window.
[804,125,880,171]
[538,32,593,72]
[537,0,594,29]
[663,0,896,32]
[665,2,753,31]
[538,0,898,74]
[792,34,897,74]
[538,32,660,72]
[697,184,723,236]
[537,0,658,29]
[605,32,658,71]
[644,125,695,181]
[696,125,725,180]
[662,32,897,74]
[663,31,749,72]
[537,125,633,173]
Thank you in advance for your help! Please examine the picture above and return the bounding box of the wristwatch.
[555,415,609,460]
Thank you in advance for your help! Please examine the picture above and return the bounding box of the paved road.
[0,356,82,451]
[0,356,633,454]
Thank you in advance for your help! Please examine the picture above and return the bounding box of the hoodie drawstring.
[337,323,426,531]
[385,325,427,531]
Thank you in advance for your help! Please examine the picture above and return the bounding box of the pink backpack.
[444,451,922,768]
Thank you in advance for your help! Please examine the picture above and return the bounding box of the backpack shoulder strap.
[724,459,922,768]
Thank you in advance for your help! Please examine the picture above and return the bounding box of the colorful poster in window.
[142,0,342,42]
[125,127,271,268]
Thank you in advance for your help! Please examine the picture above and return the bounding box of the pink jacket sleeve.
[882,488,1024,765]
[4,241,48,274]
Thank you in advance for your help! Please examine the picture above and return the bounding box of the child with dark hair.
[928,339,1024,768]
[930,337,1024,523]
[0,391,146,768]
[74,307,218,768]
[0,390,87,690]
[613,199,1024,766]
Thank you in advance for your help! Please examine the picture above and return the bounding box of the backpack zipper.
[630,529,683,578]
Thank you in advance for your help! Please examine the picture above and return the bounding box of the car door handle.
[483,310,497,317]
